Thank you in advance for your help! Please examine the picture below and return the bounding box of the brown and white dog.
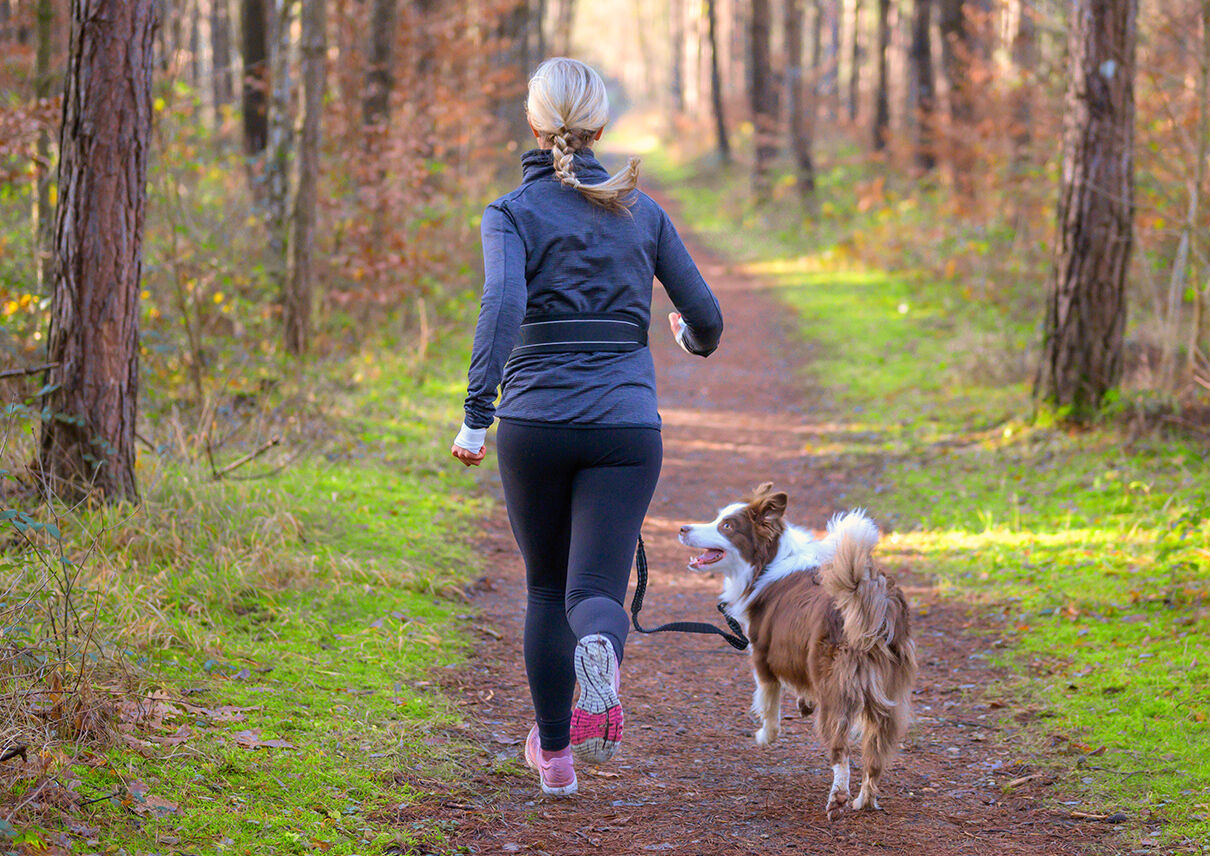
[678,483,917,819]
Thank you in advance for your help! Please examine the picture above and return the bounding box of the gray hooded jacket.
[462,148,723,431]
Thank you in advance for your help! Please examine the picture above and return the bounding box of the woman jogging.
[449,57,723,798]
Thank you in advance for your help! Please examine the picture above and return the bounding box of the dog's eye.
[721,521,732,530]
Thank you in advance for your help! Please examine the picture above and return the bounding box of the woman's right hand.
[450,444,487,467]
[668,311,683,338]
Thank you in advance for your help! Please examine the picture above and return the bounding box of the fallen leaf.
[232,729,295,750]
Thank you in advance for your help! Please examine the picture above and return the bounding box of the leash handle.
[630,535,749,651]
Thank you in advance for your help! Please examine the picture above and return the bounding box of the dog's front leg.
[751,674,781,747]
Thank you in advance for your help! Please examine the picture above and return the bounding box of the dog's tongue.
[689,548,725,569]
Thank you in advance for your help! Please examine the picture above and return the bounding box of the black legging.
[496,420,662,751]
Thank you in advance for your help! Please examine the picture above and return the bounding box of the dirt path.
[411,206,1117,855]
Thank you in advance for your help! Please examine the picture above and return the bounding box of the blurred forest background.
[0,0,1208,851]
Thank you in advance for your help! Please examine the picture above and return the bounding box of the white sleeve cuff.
[673,317,693,354]
[453,423,487,453]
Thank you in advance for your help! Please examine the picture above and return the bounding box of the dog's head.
[677,482,788,579]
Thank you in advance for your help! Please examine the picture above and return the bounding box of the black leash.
[630,535,749,650]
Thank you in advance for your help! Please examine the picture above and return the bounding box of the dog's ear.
[758,491,788,522]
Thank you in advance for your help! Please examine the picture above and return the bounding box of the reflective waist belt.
[511,312,648,358]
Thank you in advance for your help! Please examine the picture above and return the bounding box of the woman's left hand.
[450,443,487,467]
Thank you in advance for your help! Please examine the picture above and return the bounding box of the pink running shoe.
[524,725,578,797]
[570,633,624,764]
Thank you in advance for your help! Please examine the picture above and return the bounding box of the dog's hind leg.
[854,713,894,811]
[796,694,815,718]
[751,668,781,747]
[818,701,852,820]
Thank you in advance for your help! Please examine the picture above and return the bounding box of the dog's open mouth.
[688,548,725,569]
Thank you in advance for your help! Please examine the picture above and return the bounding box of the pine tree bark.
[241,0,269,154]
[784,0,814,194]
[706,0,730,163]
[749,0,777,197]
[287,0,324,356]
[873,0,890,149]
[910,0,935,170]
[1034,0,1138,420]
[39,0,158,502]
[363,0,394,127]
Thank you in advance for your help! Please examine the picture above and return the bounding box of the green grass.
[2,307,501,854]
[635,135,1210,851]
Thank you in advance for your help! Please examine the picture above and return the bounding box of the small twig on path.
[1004,772,1046,788]
[212,436,282,479]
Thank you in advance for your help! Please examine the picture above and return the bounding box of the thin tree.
[847,0,862,122]
[706,0,730,163]
[39,0,159,501]
[241,0,269,154]
[910,0,935,170]
[670,0,685,115]
[287,0,324,356]
[872,0,890,149]
[1009,0,1036,159]
[1034,0,1138,420]
[785,0,815,194]
[363,0,395,127]
[266,0,295,307]
[939,0,973,191]
[212,0,234,123]
[33,0,54,290]
[749,0,777,197]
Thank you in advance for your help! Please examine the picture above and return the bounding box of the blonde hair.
[525,58,640,213]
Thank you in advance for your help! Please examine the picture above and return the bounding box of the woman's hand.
[450,444,487,467]
[668,311,683,339]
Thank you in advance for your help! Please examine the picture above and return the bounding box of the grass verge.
[634,136,1210,853]
[2,310,497,855]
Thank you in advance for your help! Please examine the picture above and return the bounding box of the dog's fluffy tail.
[820,511,916,723]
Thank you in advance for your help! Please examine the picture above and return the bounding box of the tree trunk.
[939,0,972,191]
[553,0,573,54]
[363,0,394,127]
[749,0,776,197]
[707,0,729,163]
[241,0,269,154]
[287,0,323,356]
[39,0,158,502]
[1034,0,1138,421]
[266,0,294,303]
[1009,0,1036,157]
[873,0,890,149]
[910,0,935,170]
[33,0,55,291]
[212,0,233,122]
[824,0,839,118]
[670,0,684,114]
[847,0,862,122]
[784,0,814,194]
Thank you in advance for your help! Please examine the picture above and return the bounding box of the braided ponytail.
[526,58,640,214]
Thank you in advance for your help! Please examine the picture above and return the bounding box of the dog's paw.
[852,791,881,811]
[754,725,779,747]
[796,697,815,718]
[826,789,849,821]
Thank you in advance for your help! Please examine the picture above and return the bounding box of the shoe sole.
[570,634,624,764]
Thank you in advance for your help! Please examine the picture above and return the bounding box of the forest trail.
[413,203,1117,856]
